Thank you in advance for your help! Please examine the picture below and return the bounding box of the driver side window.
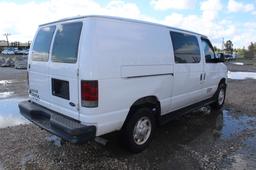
[201,39,215,63]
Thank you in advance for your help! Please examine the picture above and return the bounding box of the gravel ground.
[0,62,256,170]
[0,67,26,81]
[226,79,256,115]
[1,109,256,170]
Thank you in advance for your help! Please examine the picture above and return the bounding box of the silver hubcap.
[218,88,225,105]
[133,116,152,145]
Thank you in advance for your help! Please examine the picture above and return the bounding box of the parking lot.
[1,62,256,169]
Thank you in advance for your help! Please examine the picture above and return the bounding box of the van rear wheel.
[211,83,226,110]
[121,107,155,153]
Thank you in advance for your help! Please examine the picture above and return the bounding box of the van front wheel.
[211,83,226,110]
[122,108,155,153]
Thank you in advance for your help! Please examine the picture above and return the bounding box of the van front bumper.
[18,101,96,144]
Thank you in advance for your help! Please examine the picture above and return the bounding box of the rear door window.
[51,22,82,63]
[32,26,56,61]
[170,31,201,63]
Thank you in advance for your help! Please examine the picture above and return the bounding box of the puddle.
[47,135,63,147]
[0,80,15,85]
[0,104,256,170]
[221,110,256,138]
[228,71,256,80]
[0,92,15,98]
[0,80,12,85]
[151,108,256,150]
[0,80,25,85]
[0,79,27,99]
[228,138,256,170]
[0,97,29,128]
[219,112,256,170]
[231,62,244,66]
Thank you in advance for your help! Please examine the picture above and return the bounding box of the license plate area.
[51,78,70,100]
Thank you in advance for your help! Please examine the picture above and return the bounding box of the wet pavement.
[231,62,244,66]
[1,107,256,169]
[0,97,29,128]
[0,67,27,99]
[223,136,256,170]
[228,71,256,80]
[221,109,256,138]
[0,79,27,98]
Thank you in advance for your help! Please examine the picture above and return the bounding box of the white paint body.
[28,16,227,136]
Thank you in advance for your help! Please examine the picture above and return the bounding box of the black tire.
[211,83,226,110]
[121,107,156,153]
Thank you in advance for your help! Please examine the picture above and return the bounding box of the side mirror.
[217,53,225,62]
[205,54,224,63]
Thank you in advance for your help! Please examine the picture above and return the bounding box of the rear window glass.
[51,22,82,63]
[170,31,201,63]
[32,26,56,61]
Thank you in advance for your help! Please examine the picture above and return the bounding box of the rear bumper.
[18,101,96,144]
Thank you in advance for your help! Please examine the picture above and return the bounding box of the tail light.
[81,80,98,107]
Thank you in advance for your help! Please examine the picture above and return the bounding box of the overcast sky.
[0,0,255,48]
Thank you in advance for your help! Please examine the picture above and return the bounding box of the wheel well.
[212,78,227,99]
[123,96,161,129]
[219,78,227,87]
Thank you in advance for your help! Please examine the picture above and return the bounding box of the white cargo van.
[19,15,227,153]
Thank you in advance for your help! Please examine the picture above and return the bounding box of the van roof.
[40,15,207,38]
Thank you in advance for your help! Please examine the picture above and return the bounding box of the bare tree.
[3,33,10,47]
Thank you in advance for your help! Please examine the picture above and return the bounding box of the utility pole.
[3,33,10,47]
[222,37,224,51]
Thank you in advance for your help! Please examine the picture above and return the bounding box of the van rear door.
[29,22,83,120]
[48,22,83,119]
[29,25,55,110]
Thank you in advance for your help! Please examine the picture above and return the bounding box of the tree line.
[238,42,256,59]
[214,40,256,59]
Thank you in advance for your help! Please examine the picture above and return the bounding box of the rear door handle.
[200,74,203,81]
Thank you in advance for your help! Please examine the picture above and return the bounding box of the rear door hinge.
[77,68,79,77]
[77,104,80,111]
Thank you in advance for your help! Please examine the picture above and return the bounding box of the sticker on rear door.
[29,89,40,100]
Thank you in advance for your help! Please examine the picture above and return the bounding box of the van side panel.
[79,17,174,136]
